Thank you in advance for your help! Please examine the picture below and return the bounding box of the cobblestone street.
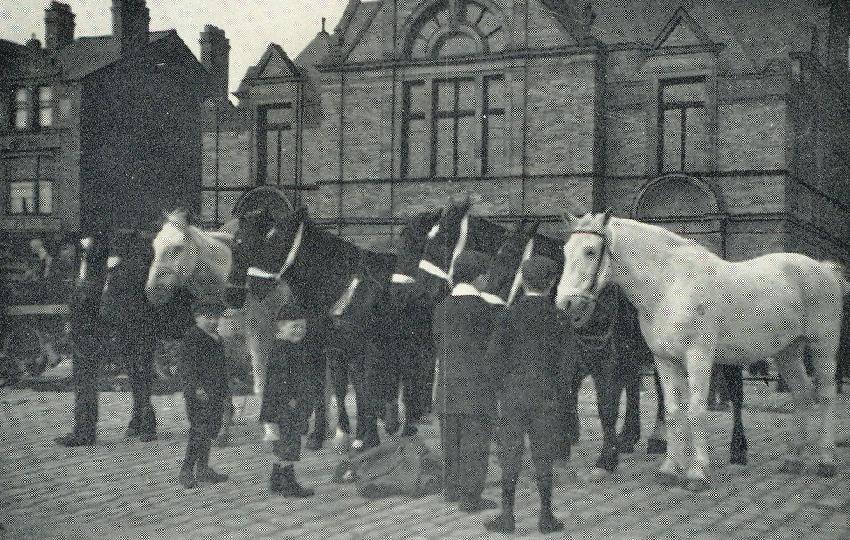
[2,381,849,540]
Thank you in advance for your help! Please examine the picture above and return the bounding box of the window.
[401,75,508,179]
[401,81,429,178]
[433,78,476,177]
[12,88,31,130]
[201,124,252,225]
[658,77,709,173]
[9,86,54,130]
[5,155,53,215]
[258,103,296,186]
[38,86,54,128]
[482,75,506,176]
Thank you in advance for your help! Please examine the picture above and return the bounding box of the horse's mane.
[613,217,713,256]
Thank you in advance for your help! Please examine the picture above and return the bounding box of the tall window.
[433,78,476,177]
[401,81,429,178]
[9,86,54,131]
[4,155,53,215]
[482,75,506,176]
[401,76,509,179]
[258,103,296,186]
[658,77,709,173]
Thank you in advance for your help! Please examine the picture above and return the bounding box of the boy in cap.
[262,304,330,497]
[177,300,230,488]
[432,249,502,513]
[485,255,577,534]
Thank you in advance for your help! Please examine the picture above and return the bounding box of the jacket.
[178,324,229,399]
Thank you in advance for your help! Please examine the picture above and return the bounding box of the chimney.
[45,2,75,50]
[112,0,150,54]
[199,25,230,100]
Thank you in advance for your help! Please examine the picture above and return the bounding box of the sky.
[1,0,350,96]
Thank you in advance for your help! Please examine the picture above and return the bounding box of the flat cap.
[452,250,492,284]
[521,255,559,291]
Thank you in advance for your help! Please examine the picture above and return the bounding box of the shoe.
[458,496,498,513]
[179,468,197,489]
[196,467,228,483]
[138,432,158,443]
[484,512,516,533]
[270,464,314,497]
[538,514,564,534]
[55,433,96,447]
[124,426,139,438]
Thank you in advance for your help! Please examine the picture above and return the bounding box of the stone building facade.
[0,0,226,248]
[204,0,850,265]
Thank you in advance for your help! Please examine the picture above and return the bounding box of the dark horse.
[225,205,408,450]
[422,199,749,473]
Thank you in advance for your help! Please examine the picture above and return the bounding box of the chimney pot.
[200,25,230,101]
[45,2,75,50]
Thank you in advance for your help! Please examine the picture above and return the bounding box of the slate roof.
[2,30,173,82]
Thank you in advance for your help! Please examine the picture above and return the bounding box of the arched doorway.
[632,173,727,257]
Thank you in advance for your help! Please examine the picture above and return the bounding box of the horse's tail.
[823,261,850,297]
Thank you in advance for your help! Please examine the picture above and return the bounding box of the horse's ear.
[527,219,541,237]
[560,212,574,228]
[602,207,613,227]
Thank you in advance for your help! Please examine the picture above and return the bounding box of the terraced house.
[0,0,224,248]
[213,0,846,265]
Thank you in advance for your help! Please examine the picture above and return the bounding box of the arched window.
[406,0,504,59]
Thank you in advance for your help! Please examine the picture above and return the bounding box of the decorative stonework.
[405,0,505,59]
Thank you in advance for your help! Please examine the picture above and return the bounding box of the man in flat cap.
[485,255,577,534]
[432,249,503,513]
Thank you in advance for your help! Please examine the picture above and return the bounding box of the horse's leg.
[329,347,353,453]
[774,343,813,474]
[683,348,714,491]
[647,370,667,454]
[654,358,687,484]
[216,384,233,447]
[809,339,838,477]
[244,294,277,440]
[721,364,747,465]
[562,367,585,458]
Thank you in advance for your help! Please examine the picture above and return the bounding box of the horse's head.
[414,196,472,307]
[393,209,443,283]
[224,207,274,307]
[555,209,614,325]
[227,205,307,306]
[483,220,539,305]
[146,209,198,305]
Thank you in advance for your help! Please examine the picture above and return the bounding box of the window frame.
[4,155,54,216]
[9,85,55,131]
[430,77,476,178]
[657,76,707,174]
[257,102,295,186]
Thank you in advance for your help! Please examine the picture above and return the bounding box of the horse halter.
[418,213,469,286]
[569,228,610,301]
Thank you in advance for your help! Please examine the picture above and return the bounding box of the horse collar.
[247,221,305,281]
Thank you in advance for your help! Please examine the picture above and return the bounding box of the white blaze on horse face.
[106,256,121,269]
[507,237,535,305]
[427,223,440,239]
[446,213,470,283]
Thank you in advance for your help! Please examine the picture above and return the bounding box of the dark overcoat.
[177,325,229,399]
[259,315,330,423]
[432,294,501,418]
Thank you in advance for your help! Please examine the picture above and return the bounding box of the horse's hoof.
[816,463,837,478]
[683,477,709,492]
[332,432,351,455]
[656,471,679,486]
[647,439,667,455]
[779,460,804,475]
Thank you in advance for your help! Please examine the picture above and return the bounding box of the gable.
[258,45,300,79]
[652,7,713,51]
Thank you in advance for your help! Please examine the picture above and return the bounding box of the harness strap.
[506,237,536,306]
[571,229,609,297]
[479,291,507,306]
[390,273,416,284]
[330,277,361,317]
[418,259,451,282]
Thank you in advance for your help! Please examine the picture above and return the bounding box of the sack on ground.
[332,436,441,498]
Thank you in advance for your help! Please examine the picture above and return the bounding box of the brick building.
[0,0,228,250]
[204,0,850,265]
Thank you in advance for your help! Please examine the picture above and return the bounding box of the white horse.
[145,209,292,441]
[555,210,847,491]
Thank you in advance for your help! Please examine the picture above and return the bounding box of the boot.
[178,467,197,489]
[538,511,564,534]
[304,433,324,451]
[458,495,498,513]
[270,464,314,497]
[138,432,158,443]
[196,467,228,483]
[484,512,515,534]
[55,432,96,447]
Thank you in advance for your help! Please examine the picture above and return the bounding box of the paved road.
[1,381,849,540]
